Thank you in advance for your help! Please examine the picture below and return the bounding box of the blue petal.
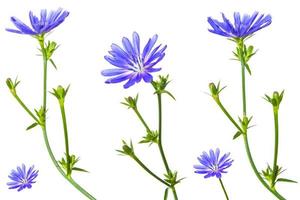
[5,28,23,34]
[123,74,138,88]
[122,37,134,57]
[142,72,153,82]
[132,32,140,55]
[9,17,36,35]
[142,34,158,59]
[147,67,161,73]
[110,43,132,63]
[101,68,128,76]
[104,55,130,69]
[105,73,132,84]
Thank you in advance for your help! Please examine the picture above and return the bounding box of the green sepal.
[164,171,185,187]
[50,85,70,103]
[121,94,138,109]
[209,81,226,100]
[26,122,38,131]
[264,90,284,108]
[139,130,159,145]
[6,77,20,96]
[261,164,295,187]
[152,75,176,100]
[238,115,253,132]
[116,140,135,157]
[34,106,46,126]
[45,41,59,61]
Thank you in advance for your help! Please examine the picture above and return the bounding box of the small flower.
[6,8,69,35]
[194,148,233,178]
[102,32,167,89]
[7,164,39,191]
[208,12,272,39]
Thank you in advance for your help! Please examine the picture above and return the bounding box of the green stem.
[171,186,179,200]
[133,107,151,133]
[241,60,247,116]
[271,108,279,187]
[13,94,39,123]
[157,93,170,172]
[157,93,178,200]
[215,100,243,133]
[238,43,285,200]
[59,101,71,177]
[38,38,96,200]
[42,128,96,199]
[243,135,285,199]
[132,154,170,187]
[219,178,229,200]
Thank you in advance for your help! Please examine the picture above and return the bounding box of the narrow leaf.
[233,131,242,140]
[277,178,297,184]
[72,167,89,173]
[245,63,252,75]
[26,122,38,131]
[50,59,57,70]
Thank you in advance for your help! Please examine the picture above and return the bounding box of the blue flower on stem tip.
[194,148,233,178]
[6,8,69,35]
[208,12,272,39]
[102,32,167,89]
[7,164,39,191]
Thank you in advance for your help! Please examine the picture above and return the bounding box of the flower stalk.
[219,178,229,200]
[6,9,96,199]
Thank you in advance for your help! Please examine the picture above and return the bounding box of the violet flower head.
[208,12,271,39]
[194,148,233,179]
[7,164,39,191]
[6,8,69,35]
[102,32,167,89]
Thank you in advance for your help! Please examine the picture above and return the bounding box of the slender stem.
[219,178,229,200]
[59,102,71,177]
[157,93,178,200]
[243,135,285,199]
[171,186,179,200]
[132,154,170,187]
[157,93,170,173]
[241,60,247,116]
[238,43,285,200]
[38,38,96,199]
[13,94,39,123]
[133,107,151,133]
[215,100,243,133]
[271,108,279,187]
[41,128,96,199]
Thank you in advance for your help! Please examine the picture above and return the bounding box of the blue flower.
[208,12,271,39]
[102,32,167,89]
[194,148,233,179]
[6,8,69,35]
[7,164,39,191]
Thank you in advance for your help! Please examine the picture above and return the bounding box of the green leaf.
[233,131,242,140]
[72,167,89,173]
[161,90,176,100]
[164,188,169,200]
[245,63,252,75]
[49,59,58,70]
[277,178,297,184]
[26,122,38,131]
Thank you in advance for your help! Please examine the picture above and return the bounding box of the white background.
[0,0,299,199]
